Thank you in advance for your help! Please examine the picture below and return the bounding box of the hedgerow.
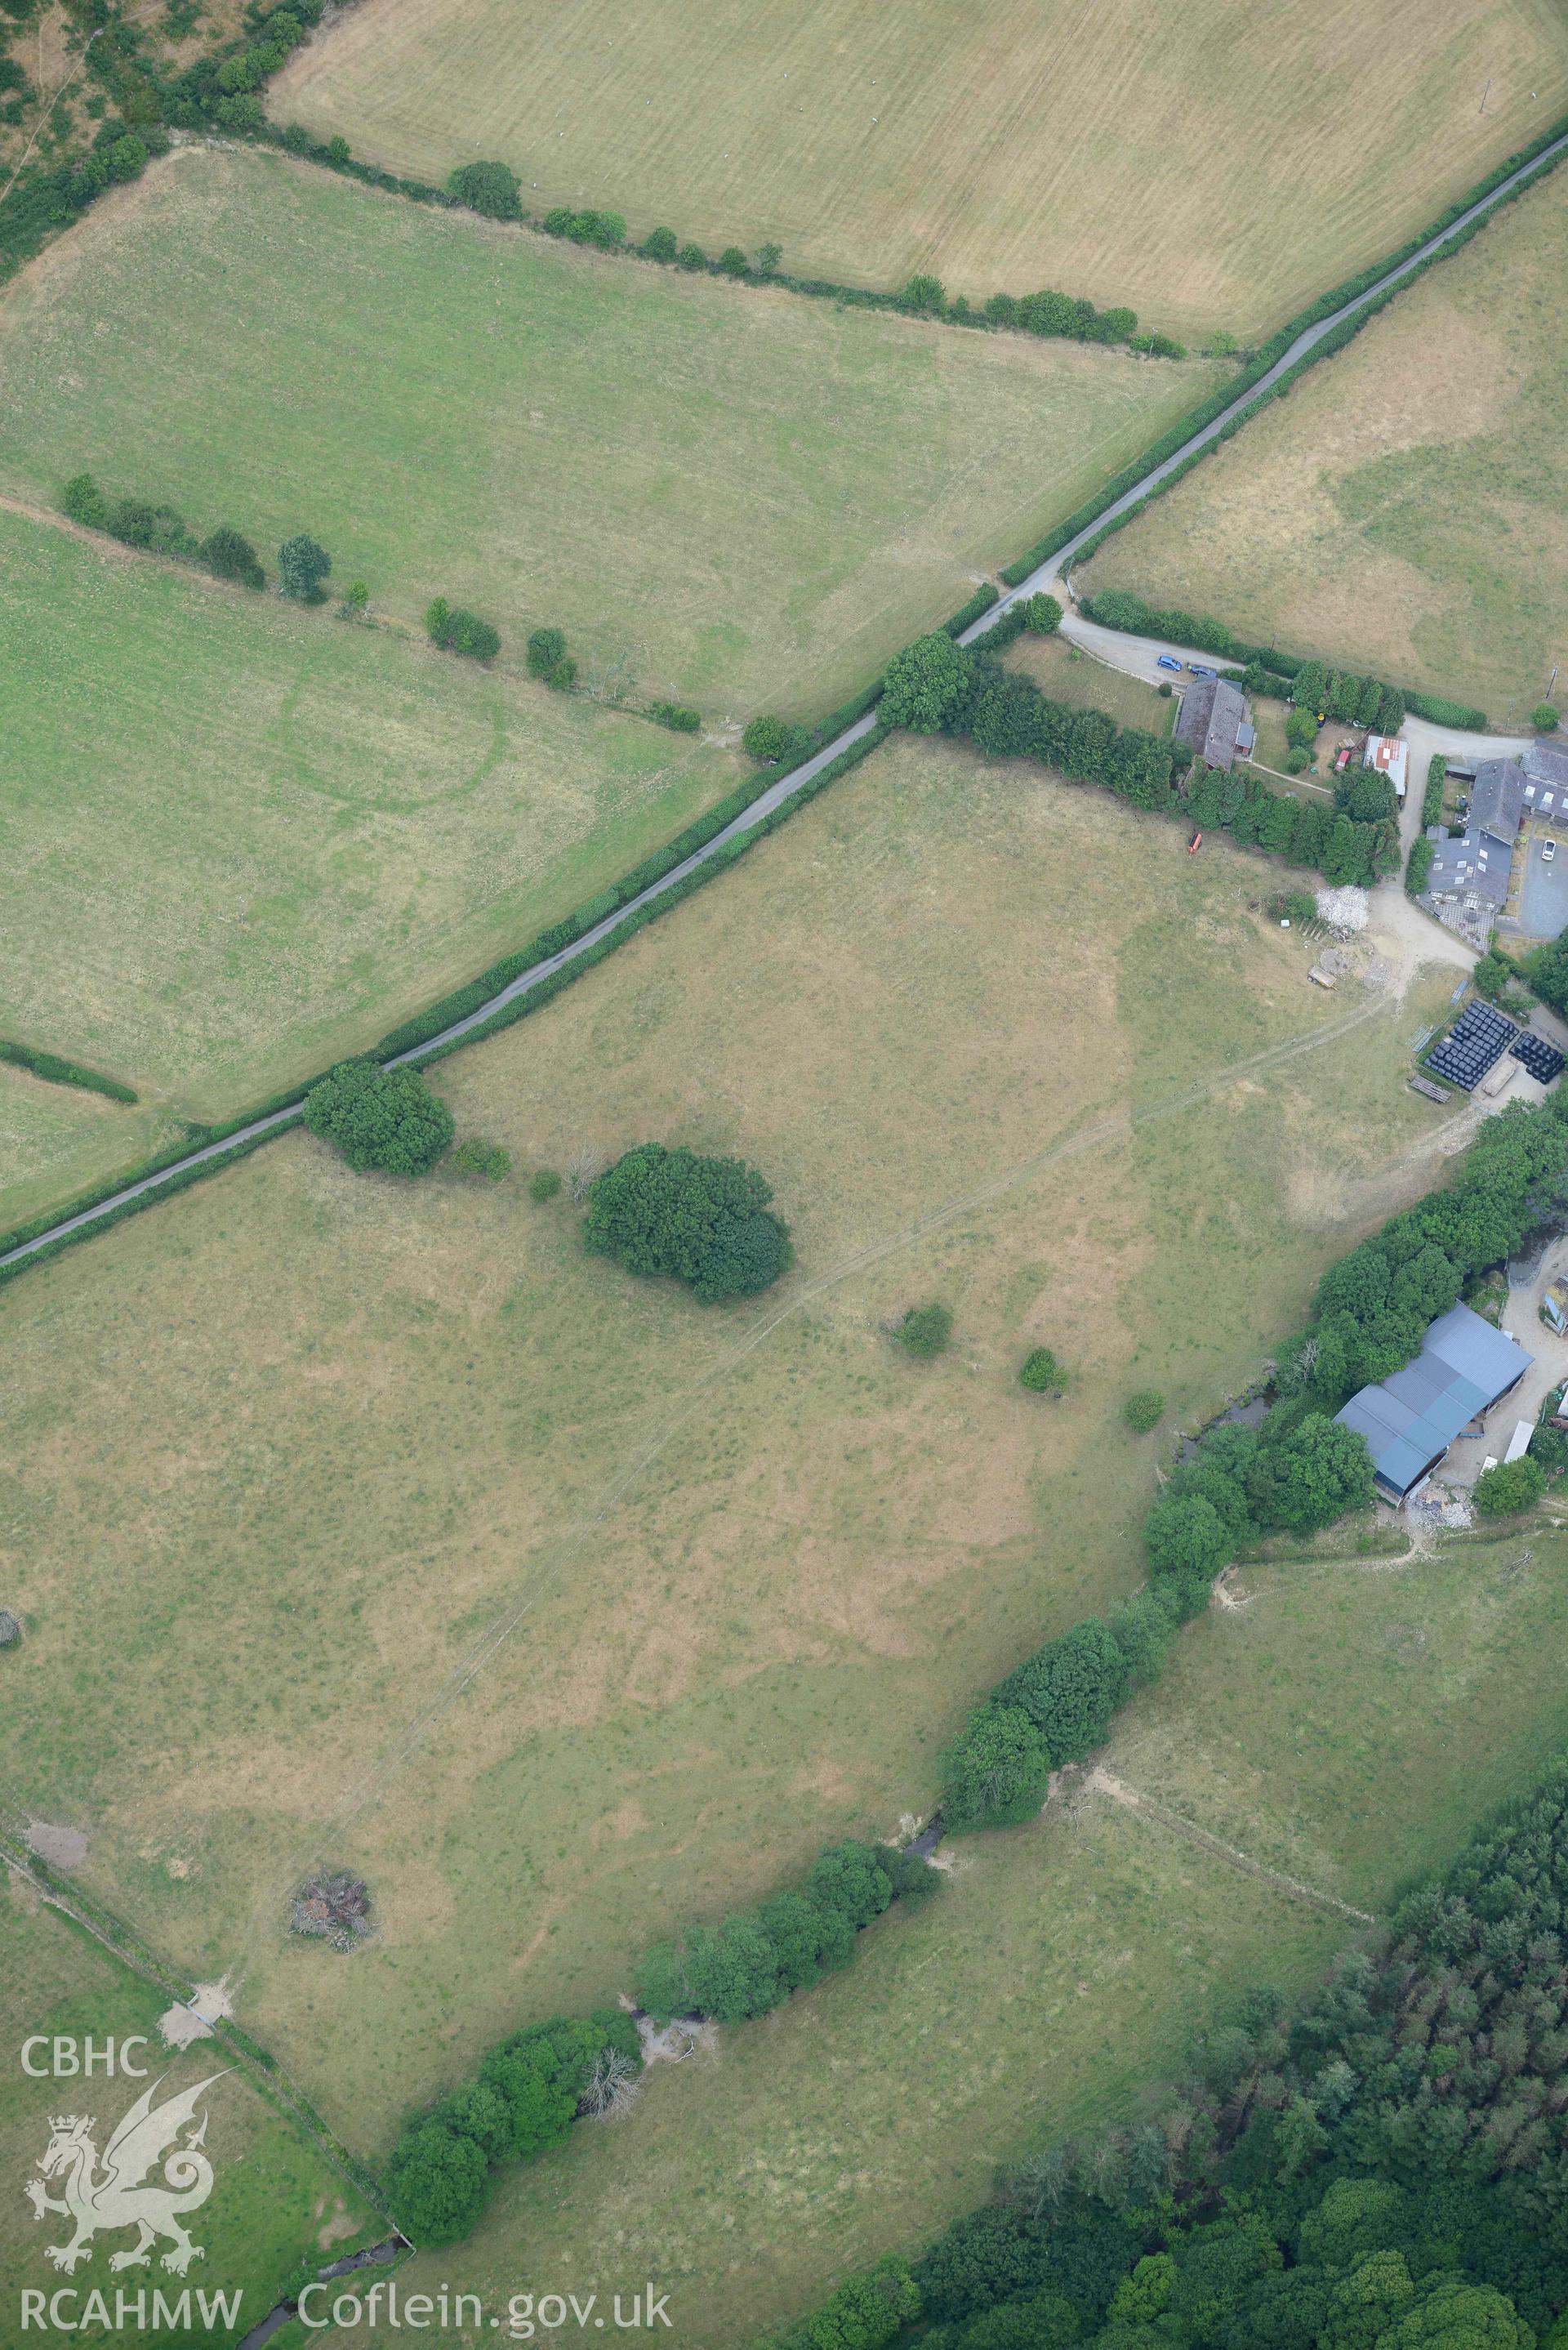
[1080,587,1481,733]
[0,1041,138,1103]
[385,1833,938,2242]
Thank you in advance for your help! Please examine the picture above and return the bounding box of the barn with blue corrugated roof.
[1333,1301,1532,1505]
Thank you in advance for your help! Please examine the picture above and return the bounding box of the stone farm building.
[1174,676,1254,772]
[1424,742,1568,925]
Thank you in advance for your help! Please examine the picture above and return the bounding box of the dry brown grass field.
[271,0,1568,341]
[1080,163,1568,728]
[0,726,1468,2188]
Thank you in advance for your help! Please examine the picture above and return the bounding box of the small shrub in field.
[1534,703,1560,733]
[302,1060,454,1176]
[528,1168,563,1203]
[450,1139,510,1181]
[641,226,678,261]
[340,580,370,620]
[446,160,521,219]
[201,526,265,589]
[676,242,707,271]
[898,1304,952,1358]
[1285,746,1311,774]
[1474,1457,1547,1517]
[718,245,750,276]
[107,497,157,548]
[426,599,501,662]
[1022,592,1062,635]
[741,713,807,764]
[898,273,946,315]
[1283,889,1317,925]
[278,533,331,602]
[1124,1388,1164,1432]
[650,701,701,732]
[325,134,350,166]
[548,656,577,690]
[527,626,567,678]
[1019,1346,1066,1394]
[62,472,107,528]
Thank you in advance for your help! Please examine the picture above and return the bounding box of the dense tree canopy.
[445,159,521,218]
[301,1059,454,1175]
[583,1143,792,1302]
[880,631,976,733]
[782,1754,1568,2349]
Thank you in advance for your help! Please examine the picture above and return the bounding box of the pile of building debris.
[290,1870,375,1953]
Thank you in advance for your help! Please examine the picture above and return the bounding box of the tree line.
[873,620,1396,888]
[777,1750,1568,2348]
[937,1086,1568,1840]
[1081,588,1490,735]
[386,1836,939,2245]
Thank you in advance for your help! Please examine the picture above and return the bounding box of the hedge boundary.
[0,1038,139,1103]
[1076,586,1490,732]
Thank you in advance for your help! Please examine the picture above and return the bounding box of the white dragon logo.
[24,2071,227,2276]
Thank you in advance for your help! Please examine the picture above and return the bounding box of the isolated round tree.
[584,1143,792,1302]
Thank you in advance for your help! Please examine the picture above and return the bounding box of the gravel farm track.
[4,124,1567,1283]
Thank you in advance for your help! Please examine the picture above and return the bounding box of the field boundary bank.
[4,122,1566,1285]
[1086,1771,1378,1924]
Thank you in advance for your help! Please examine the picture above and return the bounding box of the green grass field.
[0,143,1214,1211]
[1005,631,1176,734]
[1081,163,1568,729]
[0,724,1467,2193]
[0,1867,377,2342]
[270,0,1568,343]
[0,502,737,1157]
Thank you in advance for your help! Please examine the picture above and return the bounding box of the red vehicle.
[1334,742,1354,773]
[1187,830,1204,854]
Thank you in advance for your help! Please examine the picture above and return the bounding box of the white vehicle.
[1544,840,1558,863]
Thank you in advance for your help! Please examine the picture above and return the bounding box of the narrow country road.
[5,127,1566,1282]
[964,124,1568,630]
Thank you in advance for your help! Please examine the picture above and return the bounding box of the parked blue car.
[1156,654,1182,672]
[1187,662,1218,678]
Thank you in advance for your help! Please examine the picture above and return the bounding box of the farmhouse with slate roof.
[1424,754,1527,916]
[1174,676,1252,772]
